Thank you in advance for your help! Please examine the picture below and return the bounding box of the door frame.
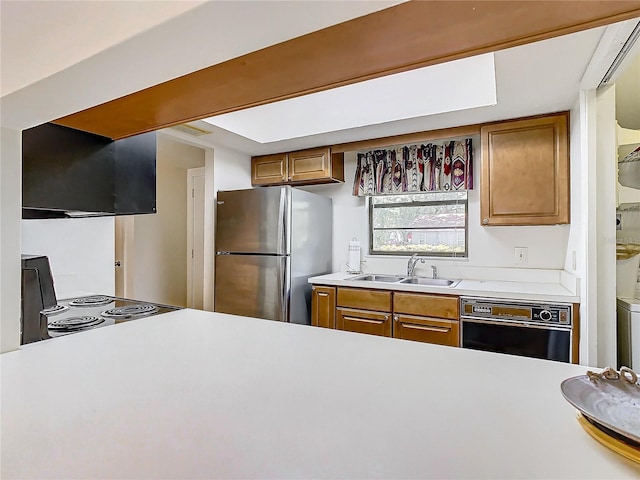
[187,167,206,308]
[114,215,135,298]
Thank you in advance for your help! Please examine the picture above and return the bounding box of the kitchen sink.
[349,274,406,283]
[399,277,460,287]
[347,274,460,287]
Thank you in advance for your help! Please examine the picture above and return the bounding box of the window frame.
[367,192,469,258]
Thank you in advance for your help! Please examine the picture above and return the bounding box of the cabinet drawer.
[337,308,391,337]
[393,292,459,319]
[393,314,459,346]
[337,287,392,311]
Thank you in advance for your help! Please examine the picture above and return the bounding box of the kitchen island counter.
[2,309,637,479]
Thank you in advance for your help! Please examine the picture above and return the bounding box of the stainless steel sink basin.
[399,277,460,287]
[349,274,406,283]
[347,274,459,287]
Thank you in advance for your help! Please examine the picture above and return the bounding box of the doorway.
[114,136,206,306]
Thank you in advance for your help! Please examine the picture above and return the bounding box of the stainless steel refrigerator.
[214,186,332,324]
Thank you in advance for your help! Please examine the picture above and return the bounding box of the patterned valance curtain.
[352,139,473,196]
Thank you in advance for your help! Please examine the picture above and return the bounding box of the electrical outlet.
[514,247,528,265]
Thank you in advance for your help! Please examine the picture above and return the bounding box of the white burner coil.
[68,295,113,307]
[101,304,158,319]
[48,315,105,331]
[40,305,69,316]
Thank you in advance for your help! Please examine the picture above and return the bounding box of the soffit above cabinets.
[53,1,640,141]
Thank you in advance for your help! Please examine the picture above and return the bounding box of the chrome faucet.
[431,265,438,279]
[407,254,425,276]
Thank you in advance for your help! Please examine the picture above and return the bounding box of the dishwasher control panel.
[460,298,572,326]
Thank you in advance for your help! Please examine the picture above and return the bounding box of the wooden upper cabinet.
[251,147,344,187]
[289,147,344,184]
[480,113,569,226]
[251,153,287,185]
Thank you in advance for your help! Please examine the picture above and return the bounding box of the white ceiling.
[0,0,207,96]
[0,1,403,130]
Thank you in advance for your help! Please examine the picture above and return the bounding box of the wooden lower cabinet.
[335,287,392,337]
[311,285,336,328]
[393,314,459,347]
[336,287,392,311]
[312,285,461,346]
[393,292,459,320]
[393,292,460,346]
[336,307,392,337]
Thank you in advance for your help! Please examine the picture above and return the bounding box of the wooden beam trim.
[53,1,640,140]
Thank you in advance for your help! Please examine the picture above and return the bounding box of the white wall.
[303,146,570,280]
[21,217,115,299]
[1,127,22,353]
[130,137,205,306]
[213,146,253,194]
[595,85,618,368]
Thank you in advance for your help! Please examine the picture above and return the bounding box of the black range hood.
[22,123,156,219]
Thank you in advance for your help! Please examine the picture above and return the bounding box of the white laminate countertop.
[2,309,637,479]
[309,272,580,303]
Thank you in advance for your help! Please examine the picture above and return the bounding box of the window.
[369,191,467,256]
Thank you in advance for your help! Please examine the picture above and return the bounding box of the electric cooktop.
[41,295,182,337]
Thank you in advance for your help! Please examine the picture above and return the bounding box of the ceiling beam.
[54,1,640,140]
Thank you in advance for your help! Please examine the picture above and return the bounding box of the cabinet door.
[251,153,288,186]
[288,147,344,184]
[311,285,336,329]
[393,292,459,320]
[480,113,569,225]
[337,287,392,312]
[393,314,459,346]
[336,307,392,337]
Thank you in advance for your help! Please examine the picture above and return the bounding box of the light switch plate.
[514,247,528,265]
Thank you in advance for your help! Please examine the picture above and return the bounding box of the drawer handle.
[343,315,386,324]
[401,323,450,333]
[317,292,329,297]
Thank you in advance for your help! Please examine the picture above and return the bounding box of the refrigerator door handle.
[279,255,290,323]
[277,187,289,255]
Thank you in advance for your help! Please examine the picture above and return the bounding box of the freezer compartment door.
[214,254,289,322]
[216,187,289,255]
